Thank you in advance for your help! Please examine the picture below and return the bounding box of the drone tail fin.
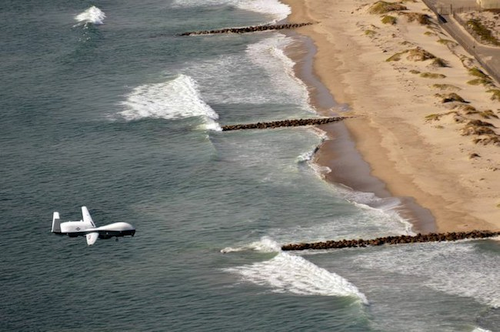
[52,212,61,233]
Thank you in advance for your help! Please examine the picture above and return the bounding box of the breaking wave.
[247,35,312,111]
[118,74,221,130]
[75,6,106,25]
[221,237,281,254]
[472,328,492,332]
[333,185,415,235]
[297,150,315,164]
[223,238,368,303]
[181,35,313,113]
[171,0,290,22]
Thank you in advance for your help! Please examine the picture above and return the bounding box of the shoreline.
[281,0,500,232]
[283,31,437,233]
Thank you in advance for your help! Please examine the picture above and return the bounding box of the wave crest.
[119,74,221,130]
[223,238,367,303]
[172,0,290,22]
[225,251,368,302]
[75,6,106,25]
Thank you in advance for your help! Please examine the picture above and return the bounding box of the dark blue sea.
[1,0,499,331]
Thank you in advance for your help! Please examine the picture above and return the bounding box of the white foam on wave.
[221,236,282,253]
[353,242,500,308]
[236,0,291,22]
[223,238,368,303]
[226,252,368,302]
[75,6,106,25]
[264,178,413,240]
[247,35,313,111]
[334,184,414,235]
[171,0,290,22]
[309,162,332,177]
[118,75,221,130]
[472,328,492,332]
[182,53,270,105]
[266,206,412,247]
[181,35,313,113]
[296,150,314,163]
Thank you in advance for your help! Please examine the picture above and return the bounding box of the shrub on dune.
[473,135,500,145]
[479,110,499,119]
[365,29,377,36]
[432,84,461,91]
[420,72,446,79]
[369,1,408,14]
[401,12,432,25]
[461,120,497,136]
[382,15,398,24]
[487,89,500,101]
[435,93,468,103]
[430,58,448,68]
[406,47,436,61]
[437,38,458,47]
[466,19,500,46]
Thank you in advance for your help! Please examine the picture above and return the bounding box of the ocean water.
[0,0,499,331]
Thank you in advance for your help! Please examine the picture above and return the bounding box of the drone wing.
[82,206,98,245]
[81,206,96,228]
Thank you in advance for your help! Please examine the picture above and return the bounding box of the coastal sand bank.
[281,0,500,231]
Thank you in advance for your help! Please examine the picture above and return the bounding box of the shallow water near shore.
[1,0,499,331]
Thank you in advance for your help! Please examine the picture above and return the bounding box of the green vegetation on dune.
[437,39,458,47]
[420,72,446,79]
[466,19,500,46]
[365,29,377,36]
[435,92,467,103]
[469,67,490,79]
[467,67,494,87]
[430,58,448,68]
[386,47,436,62]
[432,84,461,91]
[406,47,436,61]
[369,1,408,14]
[479,110,499,119]
[488,89,500,101]
[386,51,405,61]
[401,12,432,25]
[382,15,398,25]
[467,78,492,86]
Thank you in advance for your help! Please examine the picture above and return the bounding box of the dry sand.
[281,0,500,232]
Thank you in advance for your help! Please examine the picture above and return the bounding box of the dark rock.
[179,23,314,36]
[221,117,354,131]
[281,230,500,251]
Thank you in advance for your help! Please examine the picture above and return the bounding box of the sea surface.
[1,0,499,331]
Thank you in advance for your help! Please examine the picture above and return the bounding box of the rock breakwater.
[221,117,352,131]
[179,23,313,36]
[281,230,500,251]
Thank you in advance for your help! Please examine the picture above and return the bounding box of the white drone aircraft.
[51,206,136,245]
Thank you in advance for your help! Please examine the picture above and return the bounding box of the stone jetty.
[179,23,313,36]
[221,117,352,131]
[281,230,500,251]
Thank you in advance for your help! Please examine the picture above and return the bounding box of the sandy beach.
[282,0,500,232]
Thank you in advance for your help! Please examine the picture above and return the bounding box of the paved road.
[424,0,479,13]
[423,0,500,85]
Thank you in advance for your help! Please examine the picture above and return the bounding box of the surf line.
[178,23,314,36]
[221,116,355,131]
[281,230,500,251]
